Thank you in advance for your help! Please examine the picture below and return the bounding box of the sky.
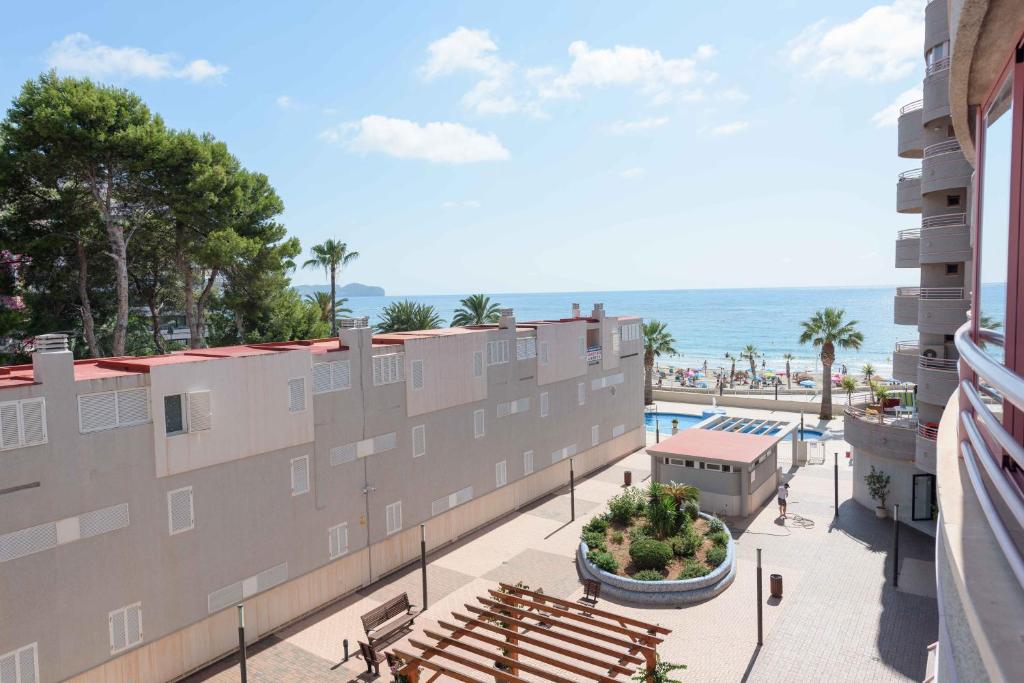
[0,0,928,295]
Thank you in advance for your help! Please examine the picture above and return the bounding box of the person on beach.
[777,482,789,518]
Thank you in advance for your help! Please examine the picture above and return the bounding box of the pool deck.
[182,401,936,683]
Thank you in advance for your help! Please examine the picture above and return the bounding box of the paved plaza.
[184,402,938,683]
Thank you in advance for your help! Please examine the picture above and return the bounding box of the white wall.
[404,333,488,418]
[537,321,587,386]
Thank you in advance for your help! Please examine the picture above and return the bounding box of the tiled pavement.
[184,403,938,682]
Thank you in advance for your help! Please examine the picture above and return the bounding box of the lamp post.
[237,604,247,683]
[569,458,576,522]
[420,524,428,610]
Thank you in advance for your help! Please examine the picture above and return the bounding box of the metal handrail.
[845,406,916,429]
[899,168,923,181]
[896,287,921,297]
[920,287,966,300]
[919,356,958,371]
[895,341,920,352]
[924,139,962,158]
[926,56,950,76]
[897,228,921,240]
[922,212,967,229]
[899,99,924,115]
[918,422,939,439]
[954,322,1024,591]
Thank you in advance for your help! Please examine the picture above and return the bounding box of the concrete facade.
[0,304,644,682]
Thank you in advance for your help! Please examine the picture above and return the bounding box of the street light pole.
[569,458,576,522]
[420,524,428,610]
[237,604,247,683]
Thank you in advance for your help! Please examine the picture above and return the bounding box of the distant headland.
[294,283,385,298]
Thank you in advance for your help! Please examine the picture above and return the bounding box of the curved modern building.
[930,0,1024,681]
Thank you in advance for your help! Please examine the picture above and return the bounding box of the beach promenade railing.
[955,322,1024,590]
[654,384,820,397]
[844,406,916,429]
[899,99,923,115]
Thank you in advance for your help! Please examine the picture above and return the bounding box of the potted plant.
[864,466,891,518]
[671,418,679,435]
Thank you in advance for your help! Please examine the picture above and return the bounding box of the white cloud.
[619,167,646,179]
[784,0,925,81]
[441,200,482,209]
[604,117,670,134]
[871,85,923,126]
[46,33,227,82]
[276,95,302,110]
[321,115,509,164]
[709,121,750,136]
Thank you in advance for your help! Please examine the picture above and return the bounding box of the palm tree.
[840,376,857,405]
[664,482,700,508]
[724,352,737,388]
[740,344,760,378]
[783,353,794,389]
[376,300,443,333]
[451,294,501,327]
[304,292,352,323]
[979,313,1003,350]
[302,240,359,337]
[798,307,864,419]
[861,363,875,391]
[643,321,678,405]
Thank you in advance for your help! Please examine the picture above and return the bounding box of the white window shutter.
[578,336,585,356]
[291,456,310,495]
[473,351,483,377]
[523,450,534,475]
[540,392,549,418]
[126,603,142,647]
[333,360,351,390]
[496,461,507,488]
[592,425,600,446]
[411,360,424,390]
[473,409,485,438]
[540,342,549,365]
[78,392,117,433]
[373,357,383,386]
[0,403,21,449]
[115,388,150,426]
[329,523,348,559]
[187,391,212,432]
[412,425,426,458]
[312,363,331,394]
[578,383,586,405]
[109,608,127,654]
[288,378,306,412]
[386,502,402,535]
[167,487,195,535]
[19,399,46,446]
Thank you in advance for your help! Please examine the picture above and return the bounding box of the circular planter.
[577,513,737,606]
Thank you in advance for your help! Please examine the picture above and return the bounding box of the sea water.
[335,284,1005,377]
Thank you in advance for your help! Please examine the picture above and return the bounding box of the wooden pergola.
[392,582,672,682]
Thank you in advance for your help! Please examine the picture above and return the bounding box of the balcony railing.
[919,356,958,371]
[926,56,950,76]
[899,168,923,181]
[918,422,939,440]
[896,287,921,297]
[845,405,916,428]
[924,139,962,158]
[895,340,920,352]
[897,227,921,240]
[587,346,602,366]
[899,99,924,115]
[921,212,967,229]
[955,322,1024,590]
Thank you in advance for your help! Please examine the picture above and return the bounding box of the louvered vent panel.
[431,497,450,516]
[333,361,351,390]
[168,488,194,535]
[497,402,510,418]
[329,524,348,559]
[125,604,142,647]
[411,360,423,390]
[257,562,288,591]
[19,399,45,446]
[566,444,577,457]
[330,444,357,466]
[612,424,625,437]
[0,652,16,683]
[208,581,243,613]
[523,450,534,474]
[291,457,310,495]
[79,504,130,539]
[540,393,549,417]
[0,523,57,563]
[188,391,212,432]
[78,392,117,433]
[116,388,150,426]
[0,404,20,449]
[373,432,396,453]
[455,486,473,505]
[496,461,507,487]
[288,378,306,412]
[109,609,127,653]
[17,645,36,683]
[513,398,530,414]
[412,426,426,457]
[312,363,331,394]
[473,352,482,377]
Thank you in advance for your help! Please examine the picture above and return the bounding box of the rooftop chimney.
[571,303,581,318]
[590,303,605,320]
[338,317,370,330]
[32,333,73,386]
[498,308,515,330]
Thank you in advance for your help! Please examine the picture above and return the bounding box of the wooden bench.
[357,641,385,675]
[361,592,420,646]
[579,579,601,607]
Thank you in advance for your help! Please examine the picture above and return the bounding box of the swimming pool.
[644,412,825,441]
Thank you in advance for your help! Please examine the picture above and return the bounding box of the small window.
[109,602,143,654]
[167,486,194,535]
[0,642,37,683]
[523,450,534,475]
[578,383,586,406]
[328,523,349,559]
[722,465,732,473]
[591,424,599,446]
[540,392,549,418]
[705,463,722,471]
[945,263,959,275]
[684,460,695,468]
[412,425,426,458]
[473,351,483,377]
[473,409,485,439]
[946,194,961,207]
[698,462,705,469]
[385,501,402,535]
[164,395,186,435]
[291,456,310,496]
[496,461,507,488]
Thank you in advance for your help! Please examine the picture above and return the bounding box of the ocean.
[331,285,1003,377]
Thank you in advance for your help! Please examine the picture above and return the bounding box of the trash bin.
[770,574,783,599]
[624,470,632,486]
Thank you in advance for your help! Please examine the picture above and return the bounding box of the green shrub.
[706,517,725,534]
[678,560,711,580]
[682,500,700,521]
[582,530,606,552]
[646,494,677,539]
[671,530,702,558]
[629,539,673,571]
[706,545,727,567]
[584,516,609,534]
[611,531,625,545]
[675,509,693,535]
[708,531,730,547]
[607,488,644,525]
[632,569,664,582]
[630,526,650,543]
[587,549,618,573]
